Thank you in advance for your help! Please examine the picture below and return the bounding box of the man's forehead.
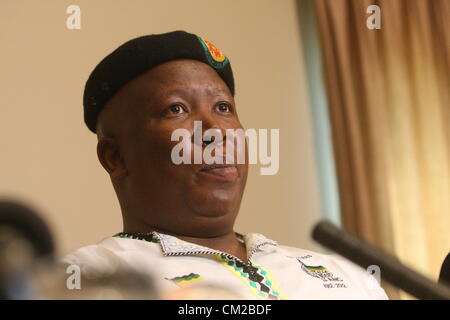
[153,83,231,99]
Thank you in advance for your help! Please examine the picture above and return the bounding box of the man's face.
[112,59,248,237]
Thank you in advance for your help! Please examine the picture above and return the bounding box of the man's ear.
[97,138,127,179]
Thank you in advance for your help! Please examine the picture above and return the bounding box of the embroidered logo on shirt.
[167,273,203,286]
[297,259,346,288]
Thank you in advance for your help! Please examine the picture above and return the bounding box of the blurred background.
[0,0,448,299]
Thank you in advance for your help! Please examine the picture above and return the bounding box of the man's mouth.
[198,164,238,182]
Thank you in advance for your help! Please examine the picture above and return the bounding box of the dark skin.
[96,59,249,262]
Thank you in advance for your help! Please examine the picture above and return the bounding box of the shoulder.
[60,236,156,279]
[275,244,389,300]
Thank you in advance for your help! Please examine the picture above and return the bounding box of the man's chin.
[191,203,235,219]
[186,189,241,216]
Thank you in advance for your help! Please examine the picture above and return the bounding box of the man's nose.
[202,127,223,146]
[191,114,226,147]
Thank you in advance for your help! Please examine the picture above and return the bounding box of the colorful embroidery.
[168,273,203,286]
[215,254,288,300]
[197,36,229,69]
[113,231,287,298]
[113,232,159,243]
[297,259,342,282]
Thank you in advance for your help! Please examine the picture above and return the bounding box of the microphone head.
[0,200,55,260]
[438,252,450,286]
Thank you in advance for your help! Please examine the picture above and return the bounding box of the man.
[62,31,388,300]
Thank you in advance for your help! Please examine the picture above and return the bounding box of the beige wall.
[0,0,323,256]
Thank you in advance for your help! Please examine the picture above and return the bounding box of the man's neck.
[123,223,248,262]
[176,232,248,263]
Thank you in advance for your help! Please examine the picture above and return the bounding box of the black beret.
[83,30,235,133]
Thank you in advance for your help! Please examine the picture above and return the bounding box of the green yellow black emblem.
[197,36,229,69]
[168,273,203,286]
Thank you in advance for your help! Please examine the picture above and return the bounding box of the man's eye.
[168,104,185,114]
[217,103,232,113]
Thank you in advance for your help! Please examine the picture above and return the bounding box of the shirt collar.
[151,231,278,260]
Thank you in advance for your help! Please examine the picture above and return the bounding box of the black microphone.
[0,200,163,300]
[312,220,450,300]
[439,252,450,286]
[0,200,55,299]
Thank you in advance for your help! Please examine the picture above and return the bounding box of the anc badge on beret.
[197,36,229,69]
